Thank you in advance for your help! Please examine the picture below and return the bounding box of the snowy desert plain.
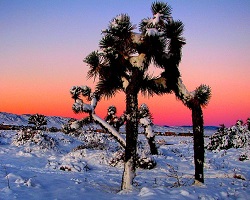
[0,112,249,200]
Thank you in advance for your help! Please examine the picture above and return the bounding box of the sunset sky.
[1,0,249,126]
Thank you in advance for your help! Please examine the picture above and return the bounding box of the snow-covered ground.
[0,113,249,199]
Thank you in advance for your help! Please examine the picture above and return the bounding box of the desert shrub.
[207,120,250,151]
[12,129,37,145]
[28,114,47,129]
[109,150,156,169]
[62,119,80,134]
[48,127,60,132]
[136,156,156,169]
[109,150,125,167]
[72,130,121,151]
[12,129,57,149]
[166,164,188,187]
[32,132,58,149]
[77,132,108,150]
[46,150,90,172]
[239,153,248,161]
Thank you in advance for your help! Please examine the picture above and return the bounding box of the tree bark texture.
[192,103,204,184]
[147,136,158,155]
[121,92,138,190]
[121,70,141,190]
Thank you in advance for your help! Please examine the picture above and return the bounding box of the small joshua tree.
[247,118,250,131]
[28,114,47,130]
[139,103,158,155]
[104,105,126,131]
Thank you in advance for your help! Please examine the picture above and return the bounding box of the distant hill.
[0,112,218,135]
[0,112,72,129]
[156,125,218,136]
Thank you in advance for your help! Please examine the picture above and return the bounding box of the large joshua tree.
[74,2,211,190]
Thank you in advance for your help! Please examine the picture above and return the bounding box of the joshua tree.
[246,118,250,131]
[28,114,47,130]
[139,103,158,155]
[73,1,211,190]
[104,105,126,131]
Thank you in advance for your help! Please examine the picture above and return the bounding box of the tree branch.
[92,114,126,148]
[71,86,126,148]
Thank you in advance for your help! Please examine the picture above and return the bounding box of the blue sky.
[1,0,250,126]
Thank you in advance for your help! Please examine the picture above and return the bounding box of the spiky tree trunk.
[121,92,138,190]
[121,70,140,190]
[191,103,204,184]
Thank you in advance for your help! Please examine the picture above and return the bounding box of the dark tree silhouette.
[72,1,211,190]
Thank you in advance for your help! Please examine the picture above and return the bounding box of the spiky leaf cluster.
[139,104,149,118]
[194,84,211,107]
[84,51,100,80]
[81,85,91,97]
[140,2,172,35]
[107,105,117,115]
[84,1,186,99]
[101,14,135,58]
[70,86,91,101]
[106,14,134,37]
[165,20,185,63]
[151,1,172,17]
[70,85,97,114]
[70,86,82,100]
[72,99,83,114]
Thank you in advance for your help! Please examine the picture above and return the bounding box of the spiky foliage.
[104,105,126,132]
[84,51,100,80]
[84,1,187,98]
[194,84,212,107]
[72,99,84,114]
[81,85,91,97]
[139,103,153,120]
[140,2,172,34]
[70,86,82,101]
[165,20,186,61]
[106,14,135,38]
[151,1,172,17]
[138,3,186,96]
[70,86,91,101]
[84,15,136,98]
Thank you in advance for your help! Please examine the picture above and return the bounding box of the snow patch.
[138,187,156,197]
